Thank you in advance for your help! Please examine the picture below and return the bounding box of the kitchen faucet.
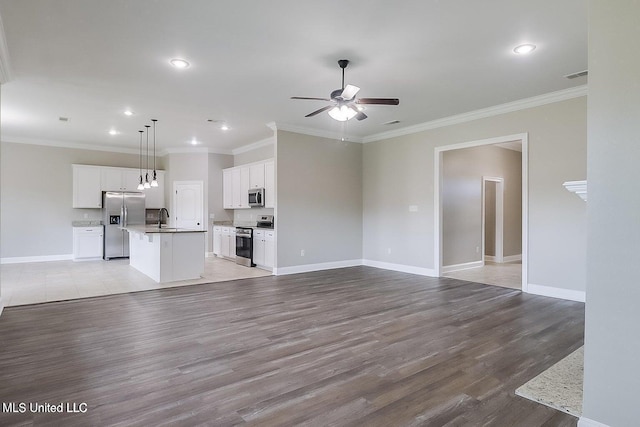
[158,208,169,228]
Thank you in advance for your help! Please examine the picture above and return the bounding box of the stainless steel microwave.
[248,188,264,207]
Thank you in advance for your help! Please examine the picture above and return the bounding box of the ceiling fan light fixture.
[328,105,357,121]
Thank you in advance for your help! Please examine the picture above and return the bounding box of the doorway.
[173,181,204,229]
[434,134,527,291]
[483,177,504,263]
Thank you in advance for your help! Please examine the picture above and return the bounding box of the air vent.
[383,120,401,125]
[565,70,588,79]
[59,116,69,122]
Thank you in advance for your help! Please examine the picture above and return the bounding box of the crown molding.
[362,85,588,143]
[232,137,274,155]
[1,135,139,155]
[268,122,364,143]
[0,13,12,84]
[161,146,233,156]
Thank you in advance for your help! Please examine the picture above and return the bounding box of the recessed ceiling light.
[170,58,190,69]
[124,110,134,116]
[108,129,119,135]
[190,138,199,145]
[513,44,536,54]
[220,124,229,131]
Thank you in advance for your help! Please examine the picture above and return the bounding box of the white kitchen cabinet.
[223,169,233,209]
[223,159,273,210]
[264,230,275,268]
[101,167,141,192]
[213,226,222,256]
[253,229,275,269]
[249,163,265,189]
[73,226,104,261]
[230,167,250,209]
[265,160,275,208]
[253,230,265,266]
[73,165,103,208]
[144,171,165,208]
[219,227,236,259]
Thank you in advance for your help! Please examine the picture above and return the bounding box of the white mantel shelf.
[563,180,587,201]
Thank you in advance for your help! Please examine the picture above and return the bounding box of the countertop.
[124,226,206,234]
[72,220,102,227]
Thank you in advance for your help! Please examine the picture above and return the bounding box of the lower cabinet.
[214,226,236,259]
[253,229,275,269]
[73,226,104,261]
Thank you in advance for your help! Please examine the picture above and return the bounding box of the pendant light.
[137,130,145,190]
[150,119,159,187]
[144,125,151,189]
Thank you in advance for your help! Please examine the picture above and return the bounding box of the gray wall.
[442,145,522,266]
[276,130,362,268]
[363,97,587,292]
[0,141,141,258]
[485,181,496,257]
[233,143,274,166]
[582,1,640,425]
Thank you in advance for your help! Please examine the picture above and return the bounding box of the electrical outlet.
[387,248,392,255]
[209,214,215,219]
[409,205,418,212]
[300,249,305,257]
[83,213,88,219]
[476,246,480,253]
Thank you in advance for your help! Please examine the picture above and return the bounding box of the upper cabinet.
[249,163,265,189]
[73,165,103,208]
[72,164,166,209]
[101,167,141,192]
[223,159,274,210]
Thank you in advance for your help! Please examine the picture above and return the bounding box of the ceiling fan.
[291,59,399,121]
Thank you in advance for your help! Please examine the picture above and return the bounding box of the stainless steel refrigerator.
[102,191,145,260]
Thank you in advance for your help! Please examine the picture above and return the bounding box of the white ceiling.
[0,0,587,153]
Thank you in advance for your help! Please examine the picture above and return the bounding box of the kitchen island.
[125,226,206,283]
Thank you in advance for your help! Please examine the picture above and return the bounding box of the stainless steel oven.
[235,227,255,267]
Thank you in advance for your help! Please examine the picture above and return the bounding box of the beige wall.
[363,96,587,292]
[442,145,522,266]
[233,143,274,166]
[582,1,640,425]
[0,141,141,258]
[485,181,496,257]
[276,130,362,268]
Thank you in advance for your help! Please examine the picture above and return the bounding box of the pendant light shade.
[150,119,159,187]
[137,130,145,190]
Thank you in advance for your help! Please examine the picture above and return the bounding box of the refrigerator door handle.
[124,205,128,227]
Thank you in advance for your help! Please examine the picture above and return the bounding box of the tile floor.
[444,260,522,289]
[0,256,272,307]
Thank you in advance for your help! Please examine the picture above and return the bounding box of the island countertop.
[124,226,206,234]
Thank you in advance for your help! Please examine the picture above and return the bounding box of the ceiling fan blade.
[291,96,331,101]
[356,98,400,105]
[305,105,334,117]
[355,111,368,121]
[340,84,360,101]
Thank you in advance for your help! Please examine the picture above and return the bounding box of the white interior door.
[174,181,204,229]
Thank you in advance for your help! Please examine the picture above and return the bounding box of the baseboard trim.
[578,417,610,427]
[1,254,74,264]
[274,259,363,276]
[442,260,483,274]
[484,255,496,262]
[362,260,437,277]
[503,254,522,263]
[527,283,586,303]
[205,252,215,258]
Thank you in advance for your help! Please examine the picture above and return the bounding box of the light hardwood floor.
[445,261,522,290]
[0,266,583,426]
[0,256,271,306]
